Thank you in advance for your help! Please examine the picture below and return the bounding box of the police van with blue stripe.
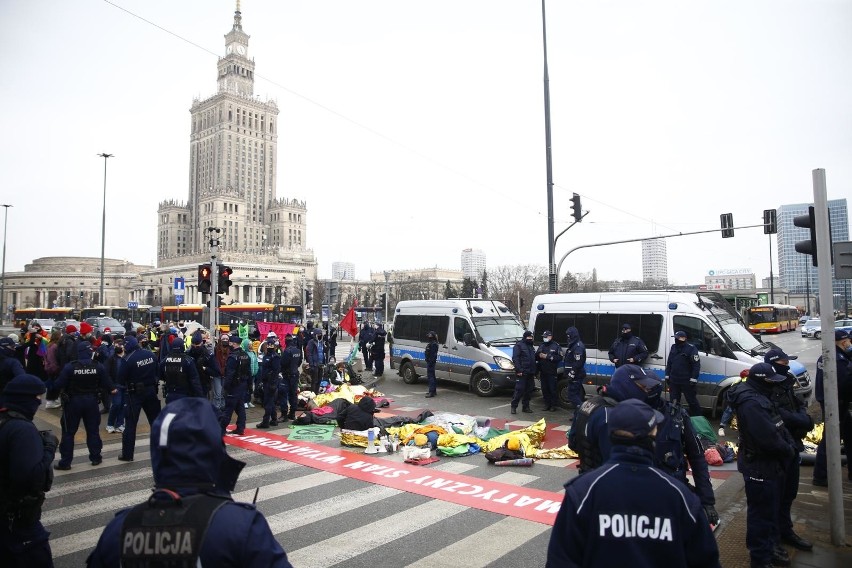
[391,299,525,396]
[528,291,812,414]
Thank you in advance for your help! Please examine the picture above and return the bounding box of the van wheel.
[471,370,497,397]
[401,362,418,384]
[555,377,572,408]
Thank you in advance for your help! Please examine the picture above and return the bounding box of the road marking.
[405,516,551,568]
[227,430,564,524]
[286,499,468,568]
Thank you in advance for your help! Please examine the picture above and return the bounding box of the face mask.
[524,338,533,344]
[622,330,631,336]
[773,363,790,377]
[543,337,551,343]
[676,338,686,343]
[845,345,852,353]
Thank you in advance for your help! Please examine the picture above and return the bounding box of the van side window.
[533,313,597,347]
[423,315,450,344]
[673,315,734,358]
[598,313,663,353]
[393,315,421,341]
[454,317,474,342]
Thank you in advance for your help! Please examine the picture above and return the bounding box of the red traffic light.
[200,266,211,279]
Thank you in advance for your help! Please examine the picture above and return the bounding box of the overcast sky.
[1,0,850,285]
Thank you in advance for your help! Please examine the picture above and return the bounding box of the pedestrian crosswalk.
[43,425,561,567]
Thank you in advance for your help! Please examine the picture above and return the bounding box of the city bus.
[161,304,205,325]
[80,306,131,322]
[217,303,275,333]
[272,304,303,324]
[746,304,800,334]
[13,307,75,329]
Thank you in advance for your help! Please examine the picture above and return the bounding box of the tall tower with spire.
[157,3,310,269]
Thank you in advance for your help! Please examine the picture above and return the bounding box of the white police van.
[390,299,525,396]
[528,291,813,414]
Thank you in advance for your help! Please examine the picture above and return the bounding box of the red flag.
[340,306,358,337]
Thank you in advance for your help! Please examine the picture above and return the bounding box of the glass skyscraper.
[777,199,849,308]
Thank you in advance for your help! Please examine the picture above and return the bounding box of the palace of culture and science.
[152,5,316,305]
[0,5,316,315]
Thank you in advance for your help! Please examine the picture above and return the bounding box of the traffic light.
[763,209,777,234]
[380,293,387,307]
[198,264,212,294]
[793,206,834,267]
[305,288,313,305]
[720,213,734,238]
[218,265,233,293]
[571,193,582,222]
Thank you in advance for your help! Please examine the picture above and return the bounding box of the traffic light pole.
[207,228,220,334]
[555,223,765,291]
[811,168,846,546]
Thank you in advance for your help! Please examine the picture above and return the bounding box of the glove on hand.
[704,505,719,526]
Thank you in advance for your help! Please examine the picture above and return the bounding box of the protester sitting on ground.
[337,396,379,431]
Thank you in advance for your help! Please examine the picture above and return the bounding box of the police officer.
[764,348,814,551]
[608,322,648,368]
[307,329,327,394]
[536,330,562,411]
[256,338,281,429]
[117,336,161,462]
[0,336,25,395]
[159,337,203,403]
[86,397,293,567]
[424,330,438,398]
[220,334,250,436]
[569,364,718,526]
[371,324,387,377]
[813,329,852,486]
[727,362,797,568]
[666,330,701,416]
[511,330,536,414]
[53,342,115,470]
[188,332,221,405]
[359,322,375,372]
[278,334,301,422]
[563,327,586,409]
[0,374,58,567]
[548,399,720,568]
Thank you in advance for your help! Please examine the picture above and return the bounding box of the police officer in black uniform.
[278,335,301,422]
[608,322,648,368]
[188,332,221,403]
[359,322,375,372]
[220,334,250,436]
[511,330,536,414]
[424,330,438,398]
[0,374,58,567]
[569,364,718,525]
[536,330,562,411]
[117,336,161,462]
[563,327,586,409]
[548,398,720,568]
[256,338,281,429]
[0,336,25,394]
[813,329,852,485]
[727,362,797,568]
[371,324,387,377]
[53,341,115,469]
[764,348,814,552]
[158,336,203,403]
[666,330,702,416]
[86,397,293,567]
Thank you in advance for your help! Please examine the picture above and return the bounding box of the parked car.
[84,316,125,338]
[29,318,56,332]
[53,319,81,333]
[801,318,852,339]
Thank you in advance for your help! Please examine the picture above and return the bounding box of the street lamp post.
[97,153,113,306]
[0,204,12,325]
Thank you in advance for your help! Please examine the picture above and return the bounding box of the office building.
[332,262,355,280]
[777,199,849,307]
[461,248,486,281]
[641,238,668,285]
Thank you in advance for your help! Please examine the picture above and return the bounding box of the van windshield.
[473,317,525,344]
[697,293,764,355]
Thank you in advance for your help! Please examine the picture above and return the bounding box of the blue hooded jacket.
[86,397,292,567]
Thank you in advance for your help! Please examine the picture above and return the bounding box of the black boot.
[522,407,533,413]
[256,422,269,429]
[288,411,296,421]
[510,407,517,415]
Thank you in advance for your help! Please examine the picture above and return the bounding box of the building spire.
[233,0,242,31]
